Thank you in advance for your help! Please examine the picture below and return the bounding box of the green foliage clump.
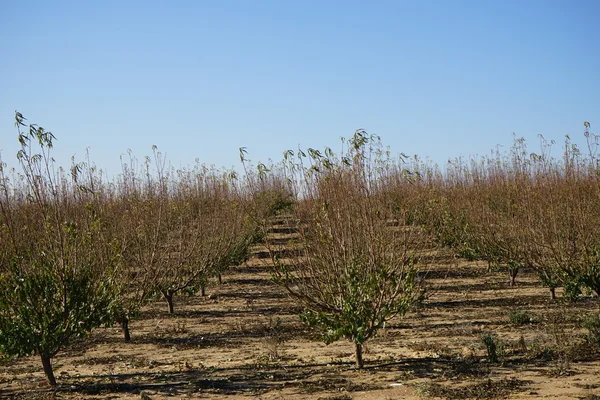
[582,313,600,346]
[562,275,584,302]
[480,332,504,363]
[0,259,115,358]
[299,257,417,346]
[457,245,483,261]
[0,112,119,386]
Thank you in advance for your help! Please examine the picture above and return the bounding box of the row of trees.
[2,112,598,384]
[249,131,430,368]
[250,125,600,368]
[394,124,600,301]
[0,113,258,385]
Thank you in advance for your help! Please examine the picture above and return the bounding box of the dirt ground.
[2,226,600,399]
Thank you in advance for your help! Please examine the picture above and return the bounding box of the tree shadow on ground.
[425,295,548,310]
[6,350,584,400]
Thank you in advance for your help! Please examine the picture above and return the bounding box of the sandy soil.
[2,226,600,399]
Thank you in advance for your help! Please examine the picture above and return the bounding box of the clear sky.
[1,0,599,176]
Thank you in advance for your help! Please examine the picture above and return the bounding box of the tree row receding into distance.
[1,112,599,385]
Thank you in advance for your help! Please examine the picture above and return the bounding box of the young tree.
[528,129,600,298]
[257,131,428,368]
[119,152,248,315]
[152,166,247,313]
[0,112,118,385]
[107,150,181,340]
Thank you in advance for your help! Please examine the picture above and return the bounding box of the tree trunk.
[164,291,175,314]
[549,286,556,300]
[218,273,222,284]
[121,318,131,342]
[354,341,364,369]
[40,354,57,386]
[509,269,518,286]
[201,284,206,297]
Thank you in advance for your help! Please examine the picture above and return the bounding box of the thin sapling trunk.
[163,290,175,314]
[40,354,57,386]
[354,341,364,369]
[121,318,131,342]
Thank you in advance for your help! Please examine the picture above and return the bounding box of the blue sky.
[1,0,599,176]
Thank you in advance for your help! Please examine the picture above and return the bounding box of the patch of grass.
[163,321,189,335]
[407,340,455,358]
[507,310,534,325]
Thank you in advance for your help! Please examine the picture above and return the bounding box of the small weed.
[408,340,455,358]
[258,317,286,361]
[516,335,528,353]
[261,335,282,361]
[549,351,573,377]
[164,321,188,335]
[526,336,555,361]
[480,333,504,363]
[508,309,534,325]
[451,322,479,336]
